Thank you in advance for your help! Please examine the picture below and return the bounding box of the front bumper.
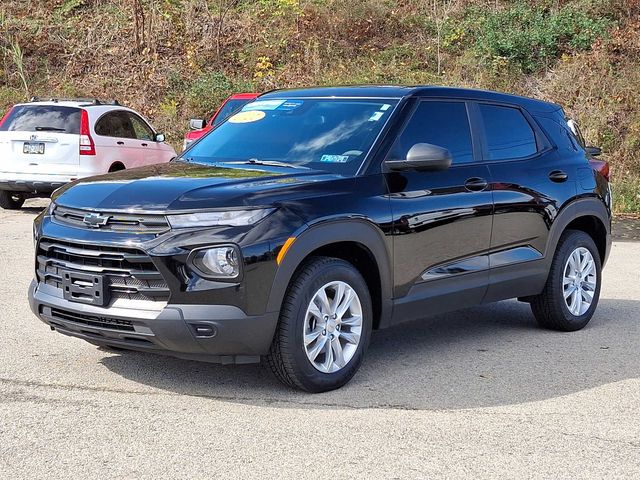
[29,280,278,364]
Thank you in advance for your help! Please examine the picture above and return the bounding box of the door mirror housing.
[189,118,205,130]
[586,146,602,157]
[385,143,453,171]
[154,132,166,143]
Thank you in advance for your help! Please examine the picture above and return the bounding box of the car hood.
[52,161,344,212]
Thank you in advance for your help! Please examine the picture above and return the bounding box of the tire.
[531,229,602,332]
[0,190,25,210]
[267,256,373,392]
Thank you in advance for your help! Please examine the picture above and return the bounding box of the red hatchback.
[183,93,259,150]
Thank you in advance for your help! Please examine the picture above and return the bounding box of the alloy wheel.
[303,281,363,373]
[563,247,597,316]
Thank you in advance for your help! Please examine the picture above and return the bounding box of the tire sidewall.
[286,259,372,392]
[0,191,25,210]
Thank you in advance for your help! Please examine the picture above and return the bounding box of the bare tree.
[132,0,146,54]
[430,0,458,76]
[214,0,241,61]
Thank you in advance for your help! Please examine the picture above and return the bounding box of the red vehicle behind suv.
[182,93,258,150]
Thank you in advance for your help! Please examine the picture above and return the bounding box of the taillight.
[79,109,96,155]
[589,159,610,181]
[0,106,14,128]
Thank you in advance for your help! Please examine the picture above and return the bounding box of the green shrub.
[185,72,252,116]
[613,178,640,214]
[461,3,613,73]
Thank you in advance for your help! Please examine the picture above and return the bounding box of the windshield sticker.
[320,154,350,163]
[368,111,384,122]
[380,104,391,111]
[228,110,266,123]
[243,100,285,111]
[277,100,304,111]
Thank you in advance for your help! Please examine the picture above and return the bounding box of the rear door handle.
[141,143,148,147]
[116,141,125,145]
[464,177,489,192]
[549,170,568,182]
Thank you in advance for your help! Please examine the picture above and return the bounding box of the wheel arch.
[108,162,126,172]
[545,197,611,267]
[266,219,393,330]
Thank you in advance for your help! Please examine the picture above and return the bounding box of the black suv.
[29,86,612,392]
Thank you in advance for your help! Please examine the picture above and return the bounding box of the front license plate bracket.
[61,270,109,307]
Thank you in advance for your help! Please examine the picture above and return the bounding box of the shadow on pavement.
[99,297,640,410]
[17,206,47,215]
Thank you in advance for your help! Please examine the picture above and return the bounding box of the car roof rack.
[28,96,120,106]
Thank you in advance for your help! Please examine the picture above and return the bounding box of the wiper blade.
[34,126,66,132]
[229,159,308,169]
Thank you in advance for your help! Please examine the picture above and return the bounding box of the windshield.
[211,98,253,127]
[0,105,80,133]
[185,98,398,176]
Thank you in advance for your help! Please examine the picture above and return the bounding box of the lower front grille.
[36,238,170,304]
[48,307,135,332]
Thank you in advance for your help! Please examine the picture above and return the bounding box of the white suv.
[0,98,176,209]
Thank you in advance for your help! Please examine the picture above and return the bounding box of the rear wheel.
[531,230,601,331]
[0,190,25,210]
[267,256,372,392]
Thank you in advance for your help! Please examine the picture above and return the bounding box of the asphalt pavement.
[1,199,639,479]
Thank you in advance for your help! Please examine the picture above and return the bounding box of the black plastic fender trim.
[543,196,611,268]
[266,218,394,329]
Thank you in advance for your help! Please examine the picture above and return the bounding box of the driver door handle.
[549,170,568,182]
[116,141,125,145]
[464,177,489,192]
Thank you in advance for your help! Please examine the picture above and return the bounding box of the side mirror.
[189,119,205,130]
[385,143,452,171]
[586,146,602,157]
[154,132,166,143]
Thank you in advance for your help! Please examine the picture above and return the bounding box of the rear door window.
[0,105,80,134]
[95,111,137,139]
[478,104,537,160]
[388,101,475,164]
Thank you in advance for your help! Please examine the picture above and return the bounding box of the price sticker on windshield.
[228,110,266,124]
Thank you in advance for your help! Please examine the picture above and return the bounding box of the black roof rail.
[28,96,120,106]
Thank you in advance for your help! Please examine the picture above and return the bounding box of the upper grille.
[52,205,170,234]
[36,238,170,303]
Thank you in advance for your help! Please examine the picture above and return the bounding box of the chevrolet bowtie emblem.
[83,213,111,228]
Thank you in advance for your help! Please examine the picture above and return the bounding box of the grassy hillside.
[1,0,639,211]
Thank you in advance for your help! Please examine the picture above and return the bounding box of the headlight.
[189,245,241,280]
[167,208,275,229]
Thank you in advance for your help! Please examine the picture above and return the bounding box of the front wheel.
[531,230,602,331]
[267,256,372,392]
[0,190,25,210]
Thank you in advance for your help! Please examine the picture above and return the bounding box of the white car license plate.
[23,142,45,154]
